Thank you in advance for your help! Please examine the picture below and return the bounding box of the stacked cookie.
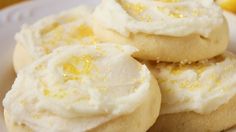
[92,0,236,131]
[3,0,236,132]
[93,0,236,131]
[4,6,161,132]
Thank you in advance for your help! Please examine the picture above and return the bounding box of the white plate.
[0,1,235,131]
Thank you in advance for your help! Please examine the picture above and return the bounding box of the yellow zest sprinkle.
[63,63,80,75]
[157,6,185,18]
[43,89,50,96]
[210,74,221,85]
[180,81,188,88]
[169,11,184,18]
[126,3,146,14]
[41,22,60,35]
[42,24,95,54]
[43,88,68,99]
[63,74,80,82]
[71,24,94,40]
[170,64,206,76]
[157,5,201,18]
[180,81,200,91]
[35,64,46,71]
[193,65,206,75]
[62,55,94,81]
[43,47,51,54]
[53,89,67,99]
[170,66,184,75]
[64,55,93,74]
[215,79,221,85]
[121,1,147,19]
[96,46,106,56]
[141,15,153,22]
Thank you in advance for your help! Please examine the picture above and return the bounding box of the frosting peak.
[15,6,98,59]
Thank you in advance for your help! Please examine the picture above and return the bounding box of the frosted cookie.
[4,43,161,132]
[146,52,236,132]
[93,0,228,62]
[14,6,99,73]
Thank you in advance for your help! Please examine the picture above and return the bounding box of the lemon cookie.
[216,0,236,13]
[146,52,236,132]
[4,43,161,132]
[93,0,228,62]
[14,6,99,72]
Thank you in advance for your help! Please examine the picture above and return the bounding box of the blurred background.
[0,0,235,13]
[0,0,236,13]
[0,0,26,9]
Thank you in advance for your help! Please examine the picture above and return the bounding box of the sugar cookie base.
[93,19,228,62]
[4,76,161,132]
[149,94,236,132]
[13,44,33,73]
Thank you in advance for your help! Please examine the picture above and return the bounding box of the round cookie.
[14,5,99,73]
[146,52,236,132]
[4,43,161,132]
[149,94,236,132]
[93,0,228,62]
[13,44,33,73]
[5,77,159,132]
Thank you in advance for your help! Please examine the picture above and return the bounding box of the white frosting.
[15,6,98,59]
[3,43,151,131]
[149,52,236,114]
[93,0,224,37]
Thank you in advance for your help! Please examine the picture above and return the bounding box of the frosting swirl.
[16,6,98,59]
[3,43,151,131]
[148,52,236,114]
[93,0,223,37]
